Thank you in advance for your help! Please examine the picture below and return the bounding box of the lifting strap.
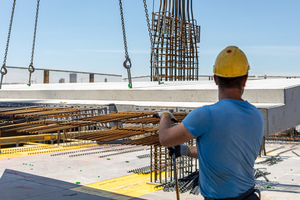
[0,0,17,89]
[27,0,40,86]
[118,0,133,89]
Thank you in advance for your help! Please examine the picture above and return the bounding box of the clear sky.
[0,0,299,83]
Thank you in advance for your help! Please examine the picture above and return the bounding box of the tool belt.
[204,186,259,200]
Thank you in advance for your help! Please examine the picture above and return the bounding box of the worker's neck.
[218,88,244,101]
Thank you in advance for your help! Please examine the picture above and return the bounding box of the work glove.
[168,144,189,158]
[153,110,178,123]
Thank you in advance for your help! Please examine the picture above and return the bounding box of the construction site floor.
[1,143,300,200]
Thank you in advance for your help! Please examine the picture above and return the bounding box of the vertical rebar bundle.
[150,0,200,81]
[150,143,197,184]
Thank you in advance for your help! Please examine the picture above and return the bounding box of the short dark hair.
[215,74,248,90]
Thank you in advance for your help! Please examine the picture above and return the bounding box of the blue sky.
[0,0,299,83]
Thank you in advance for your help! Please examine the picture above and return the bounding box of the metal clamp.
[123,57,132,70]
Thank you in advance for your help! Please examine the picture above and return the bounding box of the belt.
[204,186,255,200]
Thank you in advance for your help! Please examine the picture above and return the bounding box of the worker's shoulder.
[191,99,259,114]
[215,99,256,108]
[210,99,261,114]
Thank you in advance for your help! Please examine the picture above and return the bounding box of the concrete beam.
[265,86,300,136]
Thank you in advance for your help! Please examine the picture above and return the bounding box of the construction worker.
[157,46,263,200]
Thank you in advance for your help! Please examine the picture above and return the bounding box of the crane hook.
[1,64,8,75]
[123,57,132,70]
[27,63,35,86]
[0,64,8,89]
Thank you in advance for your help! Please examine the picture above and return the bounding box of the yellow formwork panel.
[71,173,162,198]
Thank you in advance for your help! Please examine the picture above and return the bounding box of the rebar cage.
[150,10,200,81]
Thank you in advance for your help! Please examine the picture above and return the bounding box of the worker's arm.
[159,113,195,148]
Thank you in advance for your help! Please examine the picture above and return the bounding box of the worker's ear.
[242,75,248,87]
[214,75,218,85]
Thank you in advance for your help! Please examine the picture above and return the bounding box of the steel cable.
[143,0,161,84]
[118,0,133,88]
[1,0,17,89]
[27,0,40,86]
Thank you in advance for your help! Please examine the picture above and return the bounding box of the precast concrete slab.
[1,79,300,135]
[1,79,299,104]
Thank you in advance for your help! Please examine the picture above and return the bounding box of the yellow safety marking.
[267,151,279,156]
[0,143,98,159]
[70,173,162,198]
[0,152,27,159]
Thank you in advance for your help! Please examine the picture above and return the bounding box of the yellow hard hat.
[213,46,250,78]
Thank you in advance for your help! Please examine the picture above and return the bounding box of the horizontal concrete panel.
[0,88,284,104]
[243,89,284,104]
[0,79,299,136]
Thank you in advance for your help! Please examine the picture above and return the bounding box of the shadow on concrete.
[256,180,300,194]
[0,169,146,200]
[266,183,300,194]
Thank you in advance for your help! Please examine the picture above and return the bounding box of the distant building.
[59,78,65,83]
[70,74,77,83]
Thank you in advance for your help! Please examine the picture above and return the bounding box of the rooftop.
[0,142,299,200]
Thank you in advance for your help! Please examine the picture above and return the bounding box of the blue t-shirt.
[182,99,263,199]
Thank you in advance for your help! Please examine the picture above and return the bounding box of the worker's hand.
[168,144,189,158]
[153,110,178,123]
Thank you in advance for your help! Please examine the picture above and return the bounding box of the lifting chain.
[28,0,40,86]
[118,0,132,88]
[143,0,161,84]
[1,0,17,89]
